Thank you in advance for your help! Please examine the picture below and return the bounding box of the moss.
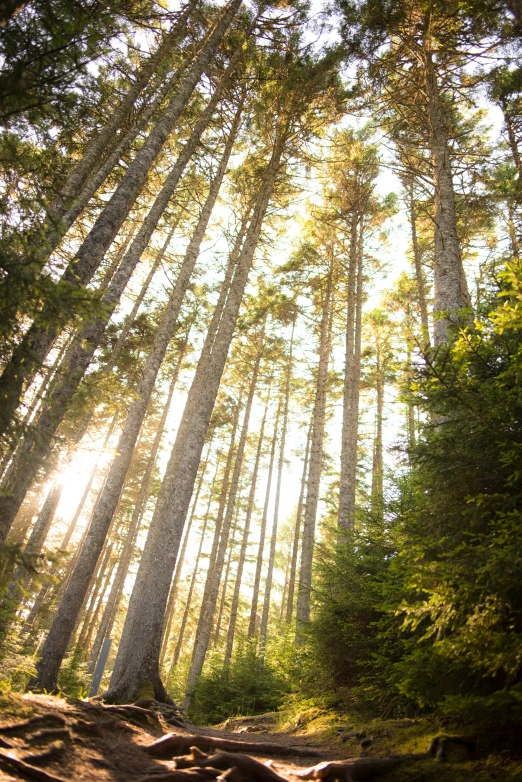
[0,689,36,720]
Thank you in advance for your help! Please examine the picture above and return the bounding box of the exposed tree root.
[296,753,428,780]
[0,715,66,734]
[198,750,290,782]
[0,749,69,782]
[144,732,323,758]
[137,770,222,781]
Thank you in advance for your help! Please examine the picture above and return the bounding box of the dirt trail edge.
[0,693,431,782]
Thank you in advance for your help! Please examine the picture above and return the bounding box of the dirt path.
[0,693,345,782]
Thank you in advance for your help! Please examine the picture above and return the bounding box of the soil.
[0,693,520,782]
[0,693,346,782]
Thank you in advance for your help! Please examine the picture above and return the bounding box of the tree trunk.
[248,398,281,640]
[0,0,243,442]
[224,386,270,666]
[103,136,285,704]
[371,350,384,515]
[159,443,212,669]
[423,44,468,344]
[408,179,430,343]
[185,338,263,701]
[296,260,332,627]
[88,354,184,671]
[51,0,199,218]
[170,451,223,671]
[258,322,294,662]
[285,421,311,624]
[212,503,240,647]
[338,220,358,531]
[0,90,243,543]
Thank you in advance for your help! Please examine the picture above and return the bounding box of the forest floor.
[0,690,520,782]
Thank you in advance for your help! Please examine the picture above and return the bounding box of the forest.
[0,0,522,780]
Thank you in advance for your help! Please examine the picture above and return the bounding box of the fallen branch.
[0,749,69,782]
[145,732,322,758]
[296,754,428,780]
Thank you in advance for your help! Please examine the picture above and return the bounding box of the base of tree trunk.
[101,674,175,705]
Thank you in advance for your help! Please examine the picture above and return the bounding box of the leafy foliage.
[305,271,522,736]
[188,642,291,725]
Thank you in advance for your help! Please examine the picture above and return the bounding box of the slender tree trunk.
[104,136,286,703]
[0,91,243,544]
[0,0,243,442]
[51,0,199,219]
[423,43,468,344]
[88,357,184,671]
[55,65,188,245]
[76,541,118,653]
[0,82,244,539]
[338,222,358,531]
[224,387,270,666]
[285,422,311,624]
[185,338,263,700]
[31,315,192,688]
[296,261,333,627]
[371,355,384,514]
[27,412,119,560]
[248,398,281,639]
[170,452,222,671]
[212,504,240,647]
[159,444,212,668]
[258,322,293,662]
[408,180,430,343]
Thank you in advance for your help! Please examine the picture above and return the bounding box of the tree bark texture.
[0,0,243,444]
[285,421,311,624]
[170,451,223,671]
[248,397,281,639]
[338,222,358,531]
[423,45,467,344]
[104,137,285,703]
[258,322,293,661]
[159,444,212,668]
[408,180,430,343]
[185,340,262,700]
[88,351,184,672]
[224,386,270,666]
[0,87,243,544]
[296,261,332,626]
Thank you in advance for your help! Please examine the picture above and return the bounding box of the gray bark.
[408,180,430,343]
[0,86,242,542]
[185,342,262,699]
[424,46,468,344]
[0,0,242,445]
[88,355,184,672]
[51,0,199,218]
[104,136,285,703]
[159,443,212,668]
[223,386,269,666]
[371,358,384,513]
[258,322,294,662]
[338,222,358,531]
[212,502,241,646]
[248,398,281,639]
[170,451,222,671]
[296,261,332,626]
[285,421,311,624]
